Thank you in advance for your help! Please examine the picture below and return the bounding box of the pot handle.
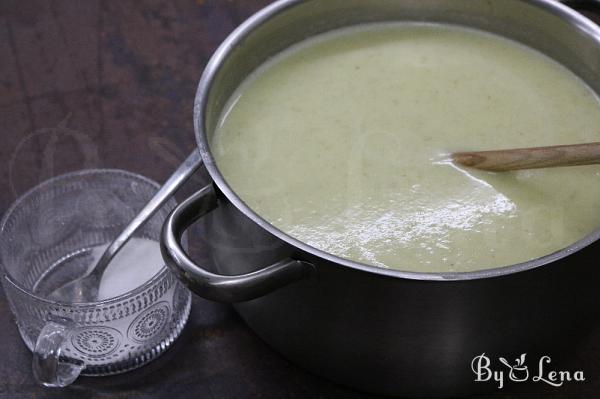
[160,184,314,302]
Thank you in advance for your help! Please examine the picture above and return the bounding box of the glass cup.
[0,169,191,387]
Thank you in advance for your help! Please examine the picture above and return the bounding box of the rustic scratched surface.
[1,1,600,398]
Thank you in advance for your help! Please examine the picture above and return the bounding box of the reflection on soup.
[211,24,600,272]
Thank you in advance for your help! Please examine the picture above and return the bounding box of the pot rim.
[193,0,600,282]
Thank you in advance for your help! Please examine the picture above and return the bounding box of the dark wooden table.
[2,1,600,398]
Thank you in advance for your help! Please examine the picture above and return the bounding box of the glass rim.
[0,168,176,307]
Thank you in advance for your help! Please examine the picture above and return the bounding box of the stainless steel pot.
[160,1,600,396]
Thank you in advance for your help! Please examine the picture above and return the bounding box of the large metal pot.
[160,1,600,396]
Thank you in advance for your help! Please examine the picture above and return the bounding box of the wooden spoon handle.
[452,142,600,172]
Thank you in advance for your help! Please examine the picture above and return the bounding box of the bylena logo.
[471,353,585,389]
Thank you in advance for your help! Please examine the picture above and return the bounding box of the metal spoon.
[48,150,202,303]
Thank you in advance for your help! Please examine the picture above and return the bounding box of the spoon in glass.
[48,151,202,303]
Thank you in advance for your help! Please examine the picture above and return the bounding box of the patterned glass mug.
[0,169,191,387]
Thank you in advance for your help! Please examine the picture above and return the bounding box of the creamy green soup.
[211,24,600,272]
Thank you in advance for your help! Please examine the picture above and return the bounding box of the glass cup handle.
[32,321,84,387]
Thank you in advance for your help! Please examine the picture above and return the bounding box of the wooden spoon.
[452,142,600,172]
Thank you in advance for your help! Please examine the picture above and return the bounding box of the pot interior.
[201,0,600,138]
[195,0,600,278]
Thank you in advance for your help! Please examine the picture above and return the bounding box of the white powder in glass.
[92,237,165,300]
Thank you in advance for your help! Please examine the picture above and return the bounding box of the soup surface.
[211,24,600,272]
